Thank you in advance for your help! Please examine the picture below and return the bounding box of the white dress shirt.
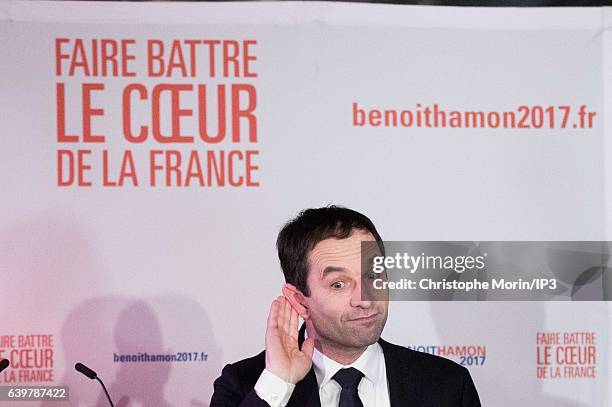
[254,335,391,407]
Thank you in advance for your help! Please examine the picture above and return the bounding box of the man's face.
[303,229,388,351]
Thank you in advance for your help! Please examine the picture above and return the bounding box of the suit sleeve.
[210,363,270,407]
[460,368,482,407]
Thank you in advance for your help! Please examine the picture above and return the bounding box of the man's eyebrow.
[321,266,349,278]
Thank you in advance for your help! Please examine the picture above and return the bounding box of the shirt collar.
[306,330,383,388]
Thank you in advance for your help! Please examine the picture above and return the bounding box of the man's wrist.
[254,369,296,407]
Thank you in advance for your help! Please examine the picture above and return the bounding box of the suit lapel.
[288,325,321,407]
[294,326,418,407]
[287,368,321,407]
[380,338,421,407]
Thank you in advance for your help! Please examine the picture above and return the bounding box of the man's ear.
[282,283,310,319]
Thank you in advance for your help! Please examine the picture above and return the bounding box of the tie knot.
[332,367,364,389]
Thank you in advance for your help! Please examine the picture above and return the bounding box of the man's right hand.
[265,296,315,384]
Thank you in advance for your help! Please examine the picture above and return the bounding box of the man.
[210,206,481,407]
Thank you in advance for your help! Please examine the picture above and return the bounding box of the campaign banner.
[1,2,611,406]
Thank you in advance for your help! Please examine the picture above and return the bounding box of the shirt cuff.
[254,369,296,407]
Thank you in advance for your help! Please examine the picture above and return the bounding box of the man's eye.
[331,281,345,289]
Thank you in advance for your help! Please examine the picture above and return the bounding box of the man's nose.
[350,278,373,308]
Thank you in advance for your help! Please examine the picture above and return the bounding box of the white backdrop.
[1,2,611,406]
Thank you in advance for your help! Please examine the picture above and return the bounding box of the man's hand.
[265,296,315,384]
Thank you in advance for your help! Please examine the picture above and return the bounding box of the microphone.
[75,362,96,379]
[75,363,115,407]
[0,359,9,373]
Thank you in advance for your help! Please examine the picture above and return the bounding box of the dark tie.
[332,367,364,407]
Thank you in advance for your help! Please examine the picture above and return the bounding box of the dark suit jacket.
[210,326,481,407]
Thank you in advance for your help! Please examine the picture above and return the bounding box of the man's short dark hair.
[276,205,384,296]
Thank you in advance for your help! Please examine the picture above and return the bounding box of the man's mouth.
[348,313,378,322]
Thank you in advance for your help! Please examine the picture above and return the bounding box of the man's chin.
[342,325,384,348]
[344,335,380,349]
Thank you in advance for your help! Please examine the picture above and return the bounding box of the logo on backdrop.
[55,38,260,188]
[536,332,596,379]
[0,334,55,383]
[113,350,209,363]
[407,344,486,367]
